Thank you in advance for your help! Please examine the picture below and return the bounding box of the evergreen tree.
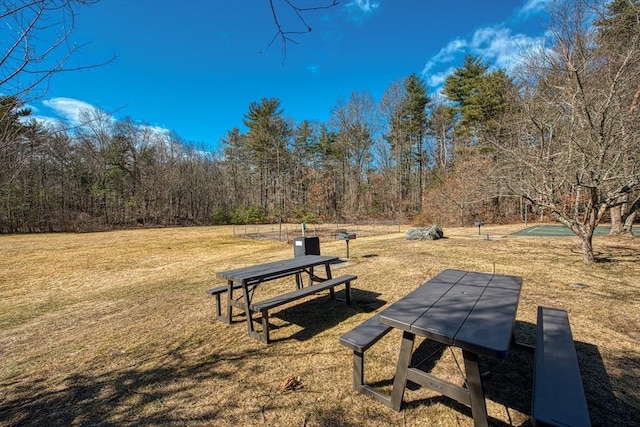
[403,73,430,210]
[243,97,291,219]
[383,74,430,212]
[443,56,515,158]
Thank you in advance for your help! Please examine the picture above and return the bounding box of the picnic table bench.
[339,314,393,404]
[340,269,523,426]
[207,282,245,322]
[532,306,591,426]
[251,274,356,343]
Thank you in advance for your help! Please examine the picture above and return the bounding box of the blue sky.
[28,0,551,152]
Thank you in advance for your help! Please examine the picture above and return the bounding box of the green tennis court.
[511,224,639,236]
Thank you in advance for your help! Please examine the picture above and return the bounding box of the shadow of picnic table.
[480,321,638,426]
[268,288,386,343]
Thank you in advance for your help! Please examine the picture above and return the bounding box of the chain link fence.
[232,221,402,243]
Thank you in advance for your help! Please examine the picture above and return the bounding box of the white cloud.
[435,39,468,61]
[427,67,457,88]
[419,0,554,91]
[470,26,545,71]
[140,124,172,136]
[422,25,547,90]
[30,115,63,129]
[422,38,468,74]
[33,97,172,138]
[42,97,97,125]
[347,0,380,14]
[518,0,551,18]
[345,0,379,23]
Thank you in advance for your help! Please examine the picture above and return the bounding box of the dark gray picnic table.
[216,255,338,340]
[377,268,522,427]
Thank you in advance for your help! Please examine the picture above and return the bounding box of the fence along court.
[232,222,402,243]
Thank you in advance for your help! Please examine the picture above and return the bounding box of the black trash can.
[293,236,320,257]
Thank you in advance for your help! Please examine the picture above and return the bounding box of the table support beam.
[405,368,471,407]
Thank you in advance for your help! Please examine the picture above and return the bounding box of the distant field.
[1,224,638,426]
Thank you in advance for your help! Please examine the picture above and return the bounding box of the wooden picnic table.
[215,255,349,342]
[376,269,522,427]
[340,269,590,426]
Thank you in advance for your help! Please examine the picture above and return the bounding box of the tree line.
[1,0,639,263]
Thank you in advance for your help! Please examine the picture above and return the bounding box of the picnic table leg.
[241,283,264,341]
[308,266,315,286]
[389,331,415,411]
[324,262,336,299]
[224,280,234,324]
[324,262,333,280]
[462,350,489,427]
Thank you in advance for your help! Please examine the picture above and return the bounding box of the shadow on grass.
[0,341,263,426]
[270,289,386,343]
[0,334,378,426]
[304,405,361,427]
[2,321,637,426]
[480,320,639,426]
[366,339,448,392]
[594,242,640,263]
[575,342,640,426]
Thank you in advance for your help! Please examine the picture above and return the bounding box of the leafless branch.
[263,0,338,62]
[1,0,115,101]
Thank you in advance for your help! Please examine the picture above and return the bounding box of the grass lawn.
[1,224,638,426]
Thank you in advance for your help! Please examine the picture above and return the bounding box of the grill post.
[336,231,357,258]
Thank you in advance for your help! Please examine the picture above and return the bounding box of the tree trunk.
[570,223,596,264]
[580,234,596,264]
[610,195,639,236]
[610,205,624,234]
[622,211,637,236]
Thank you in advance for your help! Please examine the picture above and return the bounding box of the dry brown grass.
[1,224,638,426]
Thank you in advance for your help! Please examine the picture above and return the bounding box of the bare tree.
[1,0,114,100]
[1,0,114,203]
[496,0,640,263]
[596,0,640,234]
[329,91,378,218]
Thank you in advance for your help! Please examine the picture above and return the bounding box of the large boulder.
[405,225,444,241]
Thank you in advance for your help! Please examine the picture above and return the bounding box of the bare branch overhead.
[264,0,338,61]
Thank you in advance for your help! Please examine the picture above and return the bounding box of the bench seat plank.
[249,274,356,343]
[206,283,243,296]
[339,314,393,352]
[250,274,356,312]
[532,306,590,427]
